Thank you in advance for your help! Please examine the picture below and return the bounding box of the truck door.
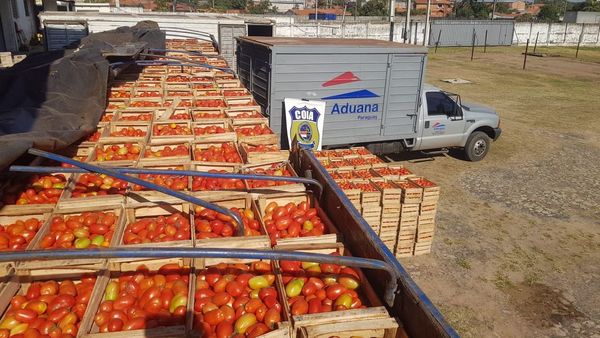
[418,91,466,149]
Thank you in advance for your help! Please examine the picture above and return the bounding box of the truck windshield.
[444,92,461,107]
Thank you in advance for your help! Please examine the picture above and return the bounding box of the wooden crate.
[192,120,236,142]
[89,142,143,167]
[222,87,250,98]
[333,180,361,205]
[189,162,246,198]
[192,141,243,166]
[126,163,191,205]
[420,201,438,216]
[100,123,149,143]
[153,108,191,122]
[194,196,270,266]
[83,264,192,337]
[352,181,381,205]
[394,180,423,204]
[57,172,126,211]
[0,212,50,272]
[418,214,436,226]
[191,108,227,122]
[410,177,441,203]
[133,80,162,89]
[139,141,191,165]
[80,125,106,147]
[0,272,105,338]
[387,162,416,180]
[127,97,163,109]
[414,241,432,256]
[116,109,155,125]
[0,172,71,215]
[234,123,279,145]
[215,79,242,88]
[151,121,194,143]
[165,88,194,98]
[371,179,401,206]
[400,204,420,220]
[110,203,194,267]
[256,192,338,247]
[132,87,163,99]
[18,206,126,274]
[239,142,289,164]
[194,97,226,109]
[225,107,268,126]
[164,97,194,108]
[243,161,306,194]
[362,154,387,169]
[192,88,222,98]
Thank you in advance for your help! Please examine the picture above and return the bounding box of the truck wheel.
[464,131,490,161]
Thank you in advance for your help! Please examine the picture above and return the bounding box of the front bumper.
[493,127,502,141]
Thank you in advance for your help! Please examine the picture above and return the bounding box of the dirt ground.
[394,46,600,338]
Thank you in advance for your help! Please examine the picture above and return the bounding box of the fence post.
[523,38,529,70]
[533,31,539,53]
[471,28,476,61]
[576,25,584,58]
[435,30,441,53]
[484,29,488,53]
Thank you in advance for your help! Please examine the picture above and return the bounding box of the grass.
[456,257,472,270]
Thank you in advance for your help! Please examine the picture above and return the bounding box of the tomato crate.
[193,194,270,266]
[239,142,289,164]
[350,146,371,156]
[416,222,435,242]
[164,82,191,91]
[417,214,435,227]
[409,177,440,203]
[192,142,243,166]
[215,79,242,88]
[0,172,71,215]
[57,173,127,211]
[191,261,291,337]
[225,96,260,108]
[98,111,119,125]
[243,161,305,195]
[57,146,93,169]
[329,170,355,181]
[165,74,191,83]
[370,179,401,206]
[134,80,163,89]
[400,203,420,220]
[165,89,194,98]
[330,159,354,172]
[83,263,192,337]
[128,98,163,109]
[194,97,226,109]
[274,243,398,338]
[188,70,214,79]
[190,81,216,90]
[89,143,142,167]
[192,121,236,143]
[132,87,163,99]
[0,272,104,338]
[225,108,268,126]
[151,121,193,143]
[351,180,381,206]
[256,192,338,247]
[189,162,247,199]
[80,125,106,147]
[420,201,438,216]
[362,154,386,169]
[345,157,371,170]
[140,142,191,165]
[110,80,136,90]
[333,180,361,208]
[110,203,194,266]
[154,108,192,122]
[387,162,416,180]
[222,88,251,98]
[164,98,194,108]
[234,123,278,146]
[394,180,423,204]
[116,110,155,124]
[101,123,149,143]
[372,165,413,181]
[127,164,191,205]
[0,212,50,273]
[18,206,126,274]
[192,88,222,98]
[191,108,227,122]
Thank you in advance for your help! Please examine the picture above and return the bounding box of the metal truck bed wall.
[294,149,458,338]
[236,37,428,147]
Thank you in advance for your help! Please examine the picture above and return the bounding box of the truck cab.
[413,85,501,161]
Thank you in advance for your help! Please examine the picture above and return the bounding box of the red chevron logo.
[322,72,360,87]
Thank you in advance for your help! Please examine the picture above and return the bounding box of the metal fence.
[429,20,514,46]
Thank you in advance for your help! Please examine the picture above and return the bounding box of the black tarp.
[0,21,165,170]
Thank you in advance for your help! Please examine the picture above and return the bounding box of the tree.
[154,0,170,11]
[515,13,535,21]
[537,3,561,21]
[357,0,387,16]
[582,0,600,11]
[453,0,491,19]
[248,0,278,13]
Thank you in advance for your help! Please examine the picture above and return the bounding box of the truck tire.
[464,131,490,161]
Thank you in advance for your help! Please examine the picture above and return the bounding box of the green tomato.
[285,278,304,297]
[248,276,268,290]
[74,237,91,249]
[91,235,105,246]
[105,281,118,301]
[169,294,187,313]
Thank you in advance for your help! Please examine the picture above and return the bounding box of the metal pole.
[435,29,441,53]
[533,31,539,53]
[471,28,476,61]
[523,38,529,70]
[492,0,497,20]
[576,27,583,58]
[484,29,488,53]
[389,0,396,41]
[404,0,412,43]
[424,0,431,46]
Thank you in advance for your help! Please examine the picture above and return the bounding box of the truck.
[236,37,501,161]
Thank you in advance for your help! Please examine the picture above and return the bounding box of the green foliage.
[494,2,511,13]
[453,0,491,19]
[248,0,278,13]
[515,13,535,21]
[154,0,170,11]
[213,0,246,9]
[357,0,387,16]
[572,0,600,11]
[537,3,561,21]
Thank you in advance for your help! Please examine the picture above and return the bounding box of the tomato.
[104,281,118,301]
[215,321,234,338]
[47,308,69,323]
[113,295,136,311]
[262,296,281,312]
[26,284,41,300]
[232,296,250,310]
[169,294,187,314]
[0,317,19,330]
[204,308,225,326]
[339,276,360,290]
[107,318,124,332]
[308,298,322,314]
[0,329,8,338]
[247,276,268,290]
[123,317,146,331]
[225,281,243,297]
[211,292,231,307]
[94,311,109,327]
[14,309,37,323]
[48,294,75,312]
[291,299,309,315]
[234,313,257,334]
[10,323,29,335]
[57,312,77,330]
[285,279,304,297]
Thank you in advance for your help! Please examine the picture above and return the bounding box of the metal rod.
[26,149,245,236]
[523,38,529,70]
[147,48,225,61]
[484,29,488,53]
[10,166,323,200]
[533,31,539,53]
[576,27,584,58]
[435,30,441,53]
[0,247,390,271]
[471,28,476,61]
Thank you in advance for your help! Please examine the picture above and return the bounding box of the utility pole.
[492,0,497,19]
[424,0,431,45]
[389,0,396,41]
[404,0,412,43]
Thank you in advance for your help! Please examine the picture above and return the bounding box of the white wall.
[513,22,600,46]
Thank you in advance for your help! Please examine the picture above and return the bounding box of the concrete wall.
[513,22,600,46]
